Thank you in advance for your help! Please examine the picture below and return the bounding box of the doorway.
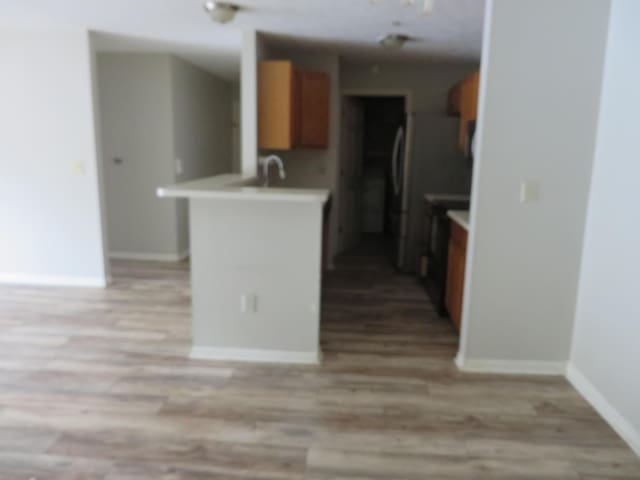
[338,92,412,267]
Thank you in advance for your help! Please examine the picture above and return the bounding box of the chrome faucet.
[259,154,286,187]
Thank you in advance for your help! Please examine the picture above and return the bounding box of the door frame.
[337,89,414,256]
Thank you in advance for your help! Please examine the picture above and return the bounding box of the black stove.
[421,195,470,316]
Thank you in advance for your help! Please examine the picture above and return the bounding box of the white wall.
[0,28,108,286]
[341,61,476,114]
[240,29,259,177]
[170,56,233,254]
[97,54,179,259]
[230,82,241,174]
[459,0,611,369]
[98,53,234,260]
[569,0,640,455]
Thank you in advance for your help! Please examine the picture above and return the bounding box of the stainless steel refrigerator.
[390,113,470,272]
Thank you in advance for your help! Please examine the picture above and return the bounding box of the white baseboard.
[110,250,190,262]
[0,273,107,288]
[190,346,321,365]
[456,357,566,375]
[454,352,465,370]
[567,364,640,456]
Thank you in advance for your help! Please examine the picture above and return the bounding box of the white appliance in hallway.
[392,114,469,271]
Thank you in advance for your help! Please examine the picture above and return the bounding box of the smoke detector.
[203,1,239,24]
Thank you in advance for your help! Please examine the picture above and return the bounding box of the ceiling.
[0,0,485,79]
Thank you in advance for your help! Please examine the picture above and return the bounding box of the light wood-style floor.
[0,240,638,479]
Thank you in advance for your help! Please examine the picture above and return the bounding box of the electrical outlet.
[175,158,184,176]
[240,294,258,313]
[520,180,541,203]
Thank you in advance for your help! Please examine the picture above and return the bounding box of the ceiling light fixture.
[203,1,239,24]
[379,34,410,49]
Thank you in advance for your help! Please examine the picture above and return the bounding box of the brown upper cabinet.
[259,60,330,150]
[447,83,462,116]
[258,61,295,150]
[448,70,480,151]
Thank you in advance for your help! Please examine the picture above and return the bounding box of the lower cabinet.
[446,222,468,332]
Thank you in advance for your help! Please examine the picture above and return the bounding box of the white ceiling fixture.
[203,1,239,24]
[379,34,411,49]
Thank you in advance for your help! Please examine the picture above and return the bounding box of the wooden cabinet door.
[448,82,462,115]
[296,71,330,148]
[446,240,461,330]
[446,223,468,332]
[458,71,480,150]
[258,61,295,150]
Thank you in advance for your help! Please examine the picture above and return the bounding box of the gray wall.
[170,56,233,254]
[460,0,611,367]
[190,198,323,358]
[405,115,468,271]
[0,28,108,286]
[240,30,259,177]
[98,54,179,258]
[98,53,234,259]
[230,82,241,174]
[340,61,477,114]
[570,0,640,454]
[340,60,476,263]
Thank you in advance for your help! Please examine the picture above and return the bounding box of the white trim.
[109,250,190,262]
[456,358,566,376]
[456,0,494,370]
[190,346,321,365]
[0,273,107,288]
[567,364,640,456]
[454,352,465,370]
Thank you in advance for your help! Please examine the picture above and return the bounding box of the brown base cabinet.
[446,222,468,332]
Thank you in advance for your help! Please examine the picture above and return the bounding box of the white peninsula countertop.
[447,210,470,230]
[157,174,330,204]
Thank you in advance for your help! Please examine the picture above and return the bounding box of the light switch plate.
[520,180,540,203]
[175,158,184,176]
[240,294,258,313]
[72,161,86,175]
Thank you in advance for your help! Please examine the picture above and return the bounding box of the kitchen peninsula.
[158,174,330,364]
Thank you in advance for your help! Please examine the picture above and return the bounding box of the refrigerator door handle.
[391,126,404,196]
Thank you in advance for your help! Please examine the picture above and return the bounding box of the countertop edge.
[447,210,470,231]
[157,174,331,204]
